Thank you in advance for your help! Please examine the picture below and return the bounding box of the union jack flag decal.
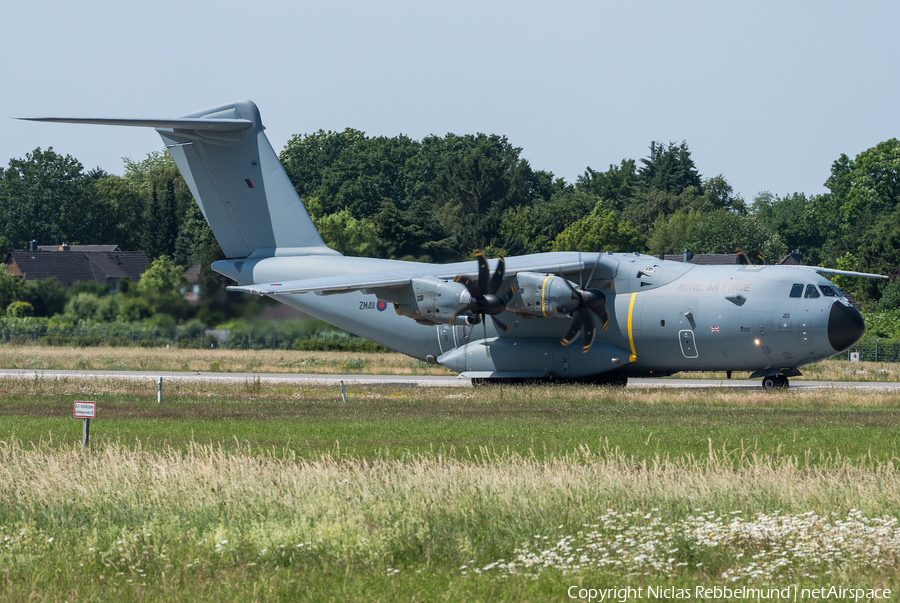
[711,326,720,333]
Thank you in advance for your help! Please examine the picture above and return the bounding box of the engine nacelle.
[506,272,577,319]
[381,277,470,325]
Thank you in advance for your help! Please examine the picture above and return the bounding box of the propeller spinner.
[554,280,612,353]
[451,250,516,333]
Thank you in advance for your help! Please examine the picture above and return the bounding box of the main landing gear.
[760,374,789,389]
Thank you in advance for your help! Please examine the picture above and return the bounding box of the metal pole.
[157,377,163,403]
[340,380,348,403]
[82,418,90,447]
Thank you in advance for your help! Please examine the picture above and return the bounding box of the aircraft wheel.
[471,377,486,387]
[777,375,789,388]
[761,376,778,390]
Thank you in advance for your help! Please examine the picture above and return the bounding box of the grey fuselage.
[214,251,861,380]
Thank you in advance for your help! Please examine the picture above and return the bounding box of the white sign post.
[74,401,96,447]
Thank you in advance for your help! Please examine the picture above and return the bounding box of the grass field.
[0,344,897,382]
[1,377,899,601]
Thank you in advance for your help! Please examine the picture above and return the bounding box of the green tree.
[280,128,368,203]
[5,301,33,318]
[827,139,900,227]
[500,187,597,256]
[576,160,638,211]
[131,256,190,320]
[551,201,641,253]
[91,173,146,251]
[371,199,451,260]
[701,175,746,214]
[0,270,24,312]
[431,134,536,255]
[686,210,787,262]
[638,141,702,195]
[174,201,219,267]
[22,278,66,317]
[0,148,96,248]
[646,210,703,255]
[65,293,102,321]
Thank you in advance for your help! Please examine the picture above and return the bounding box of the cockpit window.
[789,284,803,298]
[805,285,820,298]
[820,285,837,297]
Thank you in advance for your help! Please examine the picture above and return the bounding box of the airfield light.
[754,339,760,345]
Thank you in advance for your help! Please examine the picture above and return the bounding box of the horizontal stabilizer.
[18,117,253,131]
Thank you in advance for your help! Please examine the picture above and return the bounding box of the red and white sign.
[74,401,96,418]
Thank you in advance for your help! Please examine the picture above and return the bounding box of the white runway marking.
[0,369,898,390]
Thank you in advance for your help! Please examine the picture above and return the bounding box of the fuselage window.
[820,285,837,297]
[789,284,803,298]
[660,320,665,327]
[805,285,820,298]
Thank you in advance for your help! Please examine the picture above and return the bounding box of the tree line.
[1,131,899,314]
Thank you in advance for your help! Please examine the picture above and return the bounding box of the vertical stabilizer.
[157,100,334,258]
[22,100,336,259]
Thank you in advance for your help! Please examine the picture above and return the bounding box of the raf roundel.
[376,301,387,312]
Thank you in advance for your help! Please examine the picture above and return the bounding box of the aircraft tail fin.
[24,100,335,259]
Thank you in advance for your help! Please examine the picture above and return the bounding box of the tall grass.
[0,345,453,375]
[1,439,898,600]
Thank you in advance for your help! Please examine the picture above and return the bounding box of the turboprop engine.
[507,272,587,319]
[507,271,612,351]
[383,277,472,326]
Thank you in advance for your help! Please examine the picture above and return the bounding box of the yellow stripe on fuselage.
[627,292,637,362]
[541,275,554,318]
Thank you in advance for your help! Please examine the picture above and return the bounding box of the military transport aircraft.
[24,100,886,388]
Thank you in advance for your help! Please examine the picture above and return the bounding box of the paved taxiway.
[0,369,897,390]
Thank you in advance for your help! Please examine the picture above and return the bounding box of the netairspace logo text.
[566,585,892,602]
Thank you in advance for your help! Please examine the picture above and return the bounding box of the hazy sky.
[2,0,897,203]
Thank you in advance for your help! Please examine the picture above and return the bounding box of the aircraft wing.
[798,267,888,280]
[226,258,586,296]
[227,274,413,296]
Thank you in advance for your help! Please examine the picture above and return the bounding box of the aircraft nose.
[827,301,865,352]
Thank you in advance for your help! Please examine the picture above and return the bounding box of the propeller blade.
[491,315,511,333]
[475,250,489,296]
[582,310,596,352]
[501,284,517,303]
[560,310,585,347]
[736,248,753,265]
[454,275,483,300]
[488,255,506,295]
[596,306,610,330]
[585,254,599,287]
[578,246,583,288]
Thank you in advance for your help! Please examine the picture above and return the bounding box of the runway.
[0,369,898,390]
